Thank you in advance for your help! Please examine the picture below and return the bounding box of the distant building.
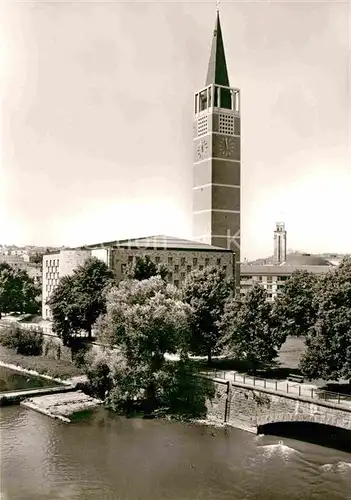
[241,222,335,300]
[240,253,333,301]
[42,249,91,319]
[273,222,287,265]
[42,235,235,319]
[192,11,241,291]
[0,253,42,286]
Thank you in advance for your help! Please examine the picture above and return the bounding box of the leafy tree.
[157,358,215,420]
[299,257,351,381]
[29,252,44,265]
[48,258,114,345]
[127,255,168,281]
[0,323,43,356]
[220,284,286,372]
[96,276,193,411]
[0,263,40,318]
[271,270,320,338]
[182,266,234,364]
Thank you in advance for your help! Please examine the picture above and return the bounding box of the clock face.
[219,137,235,157]
[196,139,208,160]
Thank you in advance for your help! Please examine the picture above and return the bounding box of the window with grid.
[181,257,185,266]
[197,115,208,137]
[193,258,198,266]
[218,114,234,135]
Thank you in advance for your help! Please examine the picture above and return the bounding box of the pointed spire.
[205,11,230,87]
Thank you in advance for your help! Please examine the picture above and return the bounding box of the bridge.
[203,371,351,434]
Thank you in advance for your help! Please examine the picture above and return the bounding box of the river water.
[1,406,350,500]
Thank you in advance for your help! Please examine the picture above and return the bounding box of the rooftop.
[85,235,233,253]
[284,252,333,267]
[241,263,332,276]
[248,252,334,267]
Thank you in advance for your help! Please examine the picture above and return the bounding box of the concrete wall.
[206,380,351,433]
[59,250,91,278]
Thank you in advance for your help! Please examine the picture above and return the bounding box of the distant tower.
[192,10,241,290]
[274,222,287,265]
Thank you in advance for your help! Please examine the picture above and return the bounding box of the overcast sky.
[0,0,350,260]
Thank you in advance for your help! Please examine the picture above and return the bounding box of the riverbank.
[0,346,86,385]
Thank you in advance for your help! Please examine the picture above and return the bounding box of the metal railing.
[200,369,351,407]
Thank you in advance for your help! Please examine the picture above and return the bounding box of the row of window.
[241,275,289,282]
[46,272,59,280]
[121,262,227,275]
[45,259,59,267]
[46,282,58,291]
[126,255,223,267]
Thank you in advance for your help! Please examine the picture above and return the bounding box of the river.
[1,405,350,500]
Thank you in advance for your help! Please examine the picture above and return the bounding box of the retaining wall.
[205,379,351,433]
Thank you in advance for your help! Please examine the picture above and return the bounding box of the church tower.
[192,10,241,290]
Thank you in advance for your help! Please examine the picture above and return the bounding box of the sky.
[0,0,350,260]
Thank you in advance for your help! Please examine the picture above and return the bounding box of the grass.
[193,336,307,381]
[0,345,84,380]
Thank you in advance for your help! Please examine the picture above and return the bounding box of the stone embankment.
[0,385,75,406]
[21,391,102,423]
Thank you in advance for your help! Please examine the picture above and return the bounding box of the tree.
[0,323,43,356]
[127,255,168,281]
[271,270,320,338]
[182,266,234,364]
[48,258,114,345]
[299,257,351,381]
[0,263,40,318]
[96,276,193,411]
[220,284,286,372]
[30,252,44,265]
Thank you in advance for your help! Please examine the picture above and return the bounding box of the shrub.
[0,324,21,349]
[0,324,43,356]
[84,348,118,400]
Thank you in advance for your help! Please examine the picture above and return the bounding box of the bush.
[0,324,43,356]
[84,349,115,400]
[0,324,20,349]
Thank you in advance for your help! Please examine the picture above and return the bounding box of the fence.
[201,369,351,407]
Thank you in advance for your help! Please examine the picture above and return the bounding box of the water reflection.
[0,366,59,392]
[1,406,351,500]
